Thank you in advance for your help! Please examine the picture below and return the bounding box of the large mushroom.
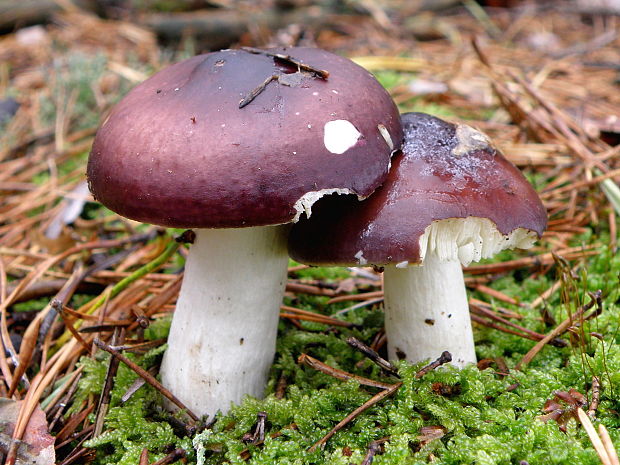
[288,112,547,366]
[87,47,403,417]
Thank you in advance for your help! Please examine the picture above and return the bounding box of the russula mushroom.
[288,112,547,366]
[87,47,403,417]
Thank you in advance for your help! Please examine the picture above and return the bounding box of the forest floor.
[0,1,619,464]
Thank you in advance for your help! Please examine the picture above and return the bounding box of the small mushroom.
[87,47,403,417]
[288,112,547,366]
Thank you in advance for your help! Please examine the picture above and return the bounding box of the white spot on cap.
[395,261,409,268]
[354,250,367,265]
[323,120,361,154]
[452,124,493,157]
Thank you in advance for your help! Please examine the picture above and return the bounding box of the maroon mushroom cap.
[288,112,547,266]
[87,47,403,228]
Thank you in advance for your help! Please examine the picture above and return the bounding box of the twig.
[241,47,329,78]
[60,304,134,324]
[139,448,149,465]
[516,291,602,369]
[473,284,522,306]
[238,74,278,109]
[464,246,597,275]
[237,47,329,108]
[57,433,94,465]
[308,382,401,453]
[298,353,393,390]
[239,424,298,460]
[114,339,167,353]
[242,411,267,445]
[285,282,336,296]
[462,1,501,38]
[360,439,383,465]
[469,305,567,347]
[55,237,181,346]
[93,327,124,437]
[150,448,186,465]
[588,376,601,418]
[415,351,452,379]
[93,338,199,422]
[346,337,399,377]
[51,299,92,354]
[55,404,95,444]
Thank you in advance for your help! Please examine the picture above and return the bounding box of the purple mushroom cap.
[87,47,403,228]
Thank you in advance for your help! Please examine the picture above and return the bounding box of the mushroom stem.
[159,226,289,418]
[383,254,476,367]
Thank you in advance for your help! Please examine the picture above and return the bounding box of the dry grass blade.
[8,339,82,465]
[0,256,17,390]
[598,424,620,465]
[6,312,40,397]
[45,365,83,418]
[280,305,353,328]
[577,408,614,465]
[327,290,384,305]
[351,56,426,72]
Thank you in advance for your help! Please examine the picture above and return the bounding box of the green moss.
[78,344,194,465]
[193,358,615,465]
[75,235,620,464]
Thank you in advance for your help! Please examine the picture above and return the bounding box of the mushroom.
[87,47,403,417]
[288,112,547,366]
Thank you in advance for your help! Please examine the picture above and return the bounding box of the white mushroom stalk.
[383,217,538,367]
[159,226,289,418]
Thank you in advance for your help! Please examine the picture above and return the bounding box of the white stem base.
[159,226,289,418]
[383,255,476,367]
